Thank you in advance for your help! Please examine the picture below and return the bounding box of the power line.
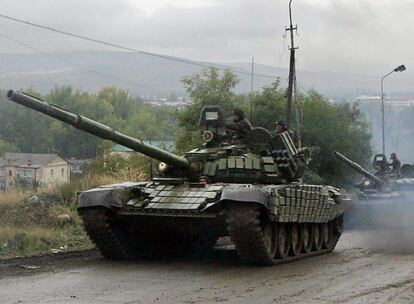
[296,81,310,95]
[0,13,284,80]
[0,32,161,91]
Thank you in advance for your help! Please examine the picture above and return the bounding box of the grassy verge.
[0,197,92,258]
[0,160,147,258]
[0,226,91,257]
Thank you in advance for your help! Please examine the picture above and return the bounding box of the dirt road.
[0,231,413,304]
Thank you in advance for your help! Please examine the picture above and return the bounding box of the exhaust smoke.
[346,197,414,254]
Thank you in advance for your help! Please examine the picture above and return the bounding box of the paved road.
[1,231,413,304]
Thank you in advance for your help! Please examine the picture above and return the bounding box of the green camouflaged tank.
[7,90,348,265]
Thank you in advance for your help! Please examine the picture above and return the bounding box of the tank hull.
[78,180,347,265]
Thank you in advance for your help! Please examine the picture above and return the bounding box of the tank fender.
[220,187,270,208]
[77,182,149,210]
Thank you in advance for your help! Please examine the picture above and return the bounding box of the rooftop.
[0,153,62,168]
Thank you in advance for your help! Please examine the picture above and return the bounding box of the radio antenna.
[285,0,298,129]
[285,0,302,147]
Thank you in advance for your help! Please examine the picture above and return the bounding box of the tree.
[0,87,178,159]
[176,67,240,152]
[0,89,52,154]
[124,104,178,141]
[251,87,372,186]
[300,91,372,185]
[0,138,18,157]
[249,79,286,129]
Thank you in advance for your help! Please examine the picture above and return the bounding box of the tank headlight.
[202,131,214,142]
[158,162,169,173]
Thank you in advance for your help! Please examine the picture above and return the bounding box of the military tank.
[7,90,347,265]
[334,151,414,229]
[334,151,414,200]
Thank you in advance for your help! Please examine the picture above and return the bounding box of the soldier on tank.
[226,108,252,141]
[275,120,288,134]
[275,121,296,143]
[389,152,401,176]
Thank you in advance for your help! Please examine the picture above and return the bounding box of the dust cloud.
[345,197,414,254]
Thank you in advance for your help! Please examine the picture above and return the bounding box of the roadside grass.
[0,154,148,258]
[0,188,37,206]
[0,167,147,258]
[0,186,93,258]
[0,226,91,258]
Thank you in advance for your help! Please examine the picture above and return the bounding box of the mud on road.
[0,231,413,304]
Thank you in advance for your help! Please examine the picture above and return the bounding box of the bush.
[0,156,148,257]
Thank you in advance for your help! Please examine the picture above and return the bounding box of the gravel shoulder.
[0,231,413,304]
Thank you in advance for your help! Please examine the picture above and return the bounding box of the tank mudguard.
[220,186,270,208]
[77,182,148,210]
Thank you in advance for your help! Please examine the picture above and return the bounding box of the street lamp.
[381,64,406,155]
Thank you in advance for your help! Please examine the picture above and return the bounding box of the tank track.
[226,204,342,265]
[81,206,342,264]
[80,208,141,259]
[80,208,219,259]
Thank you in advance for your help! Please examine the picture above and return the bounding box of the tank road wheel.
[322,222,333,249]
[301,223,313,253]
[290,223,303,256]
[226,204,278,265]
[326,215,344,253]
[263,223,278,259]
[334,215,344,235]
[275,223,290,259]
[312,224,323,251]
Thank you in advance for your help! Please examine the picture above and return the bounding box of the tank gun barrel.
[333,151,384,186]
[7,90,190,170]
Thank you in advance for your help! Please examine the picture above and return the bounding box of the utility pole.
[285,0,298,129]
[250,57,255,123]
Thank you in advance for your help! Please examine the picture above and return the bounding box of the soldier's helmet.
[275,121,287,132]
[391,152,397,159]
[232,108,245,120]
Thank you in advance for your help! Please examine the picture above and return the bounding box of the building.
[356,95,414,109]
[356,95,381,103]
[0,153,70,190]
[68,158,91,176]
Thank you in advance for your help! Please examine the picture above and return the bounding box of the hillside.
[0,51,413,100]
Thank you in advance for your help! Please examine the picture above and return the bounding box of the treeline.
[0,67,373,186]
[0,87,178,158]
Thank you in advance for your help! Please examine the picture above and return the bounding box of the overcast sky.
[0,0,413,77]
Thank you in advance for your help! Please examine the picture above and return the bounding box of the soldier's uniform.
[226,109,252,140]
[275,121,288,134]
[275,121,296,144]
[390,152,401,175]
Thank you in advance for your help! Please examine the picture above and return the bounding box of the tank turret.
[333,151,384,187]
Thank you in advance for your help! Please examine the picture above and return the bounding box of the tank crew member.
[275,121,288,134]
[275,120,297,143]
[389,152,401,175]
[226,108,252,140]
